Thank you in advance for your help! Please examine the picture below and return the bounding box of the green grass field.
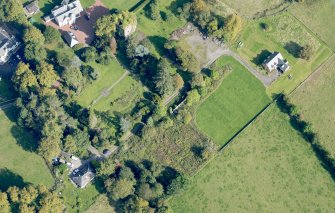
[290,0,335,51]
[236,13,333,95]
[220,0,289,18]
[170,104,335,212]
[0,109,54,190]
[195,56,270,146]
[291,55,335,159]
[76,60,127,107]
[101,0,140,10]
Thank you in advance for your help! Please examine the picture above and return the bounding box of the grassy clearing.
[136,0,187,55]
[290,0,335,51]
[101,0,140,10]
[76,60,127,107]
[220,0,289,18]
[94,74,145,112]
[236,13,332,95]
[196,56,270,146]
[84,195,115,213]
[0,109,54,190]
[291,55,335,159]
[170,104,335,212]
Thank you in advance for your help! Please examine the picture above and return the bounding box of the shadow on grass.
[275,93,335,181]
[252,49,272,66]
[39,0,62,17]
[2,108,38,152]
[0,168,27,191]
[147,35,168,56]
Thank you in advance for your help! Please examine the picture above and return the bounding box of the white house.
[263,52,290,73]
[44,0,83,27]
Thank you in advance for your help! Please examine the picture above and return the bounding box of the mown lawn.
[101,0,140,10]
[0,109,54,190]
[236,13,332,95]
[170,104,335,212]
[195,56,270,146]
[289,0,335,51]
[76,60,127,107]
[291,54,335,159]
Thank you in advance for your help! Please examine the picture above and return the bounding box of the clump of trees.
[147,0,161,20]
[0,184,63,213]
[177,0,243,42]
[165,40,200,73]
[23,26,47,63]
[101,161,189,212]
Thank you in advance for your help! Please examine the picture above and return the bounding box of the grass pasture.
[170,104,335,212]
[196,56,270,146]
[290,0,335,51]
[0,109,54,190]
[236,13,332,95]
[220,0,289,18]
[101,0,141,11]
[291,55,335,159]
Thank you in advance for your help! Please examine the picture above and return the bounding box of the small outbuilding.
[63,31,79,47]
[24,1,40,17]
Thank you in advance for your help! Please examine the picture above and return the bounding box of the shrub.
[299,44,314,60]
[81,47,97,62]
[44,26,61,44]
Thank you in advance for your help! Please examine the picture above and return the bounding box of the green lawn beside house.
[195,56,270,146]
[235,13,332,95]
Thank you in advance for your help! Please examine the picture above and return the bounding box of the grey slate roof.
[70,164,95,188]
[24,1,40,16]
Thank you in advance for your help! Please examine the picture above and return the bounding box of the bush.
[81,47,97,62]
[299,44,314,60]
[44,26,61,44]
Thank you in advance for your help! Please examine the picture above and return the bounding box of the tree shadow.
[39,0,62,17]
[10,125,38,152]
[0,168,27,191]
[252,49,271,66]
[2,108,38,152]
[284,41,302,58]
[147,35,168,56]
